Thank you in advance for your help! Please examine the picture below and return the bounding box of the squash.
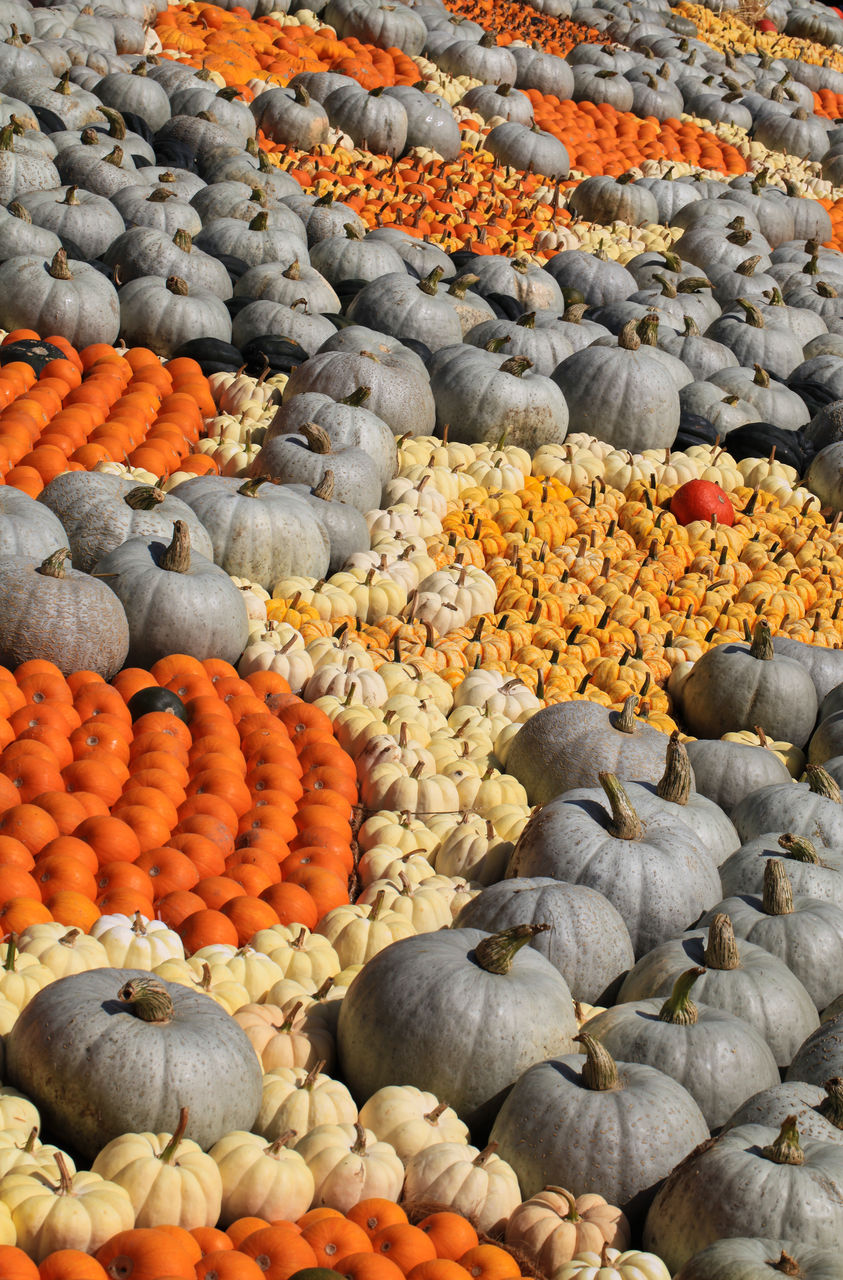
[555,1247,670,1280]
[505,1187,631,1270]
[673,1237,843,1280]
[724,1078,843,1145]
[402,1140,521,1234]
[720,832,843,908]
[210,1130,315,1227]
[5,970,262,1162]
[294,1122,404,1212]
[0,1157,134,1263]
[358,1085,468,1163]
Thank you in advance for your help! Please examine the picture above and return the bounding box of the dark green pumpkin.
[127,685,189,723]
[171,337,244,375]
[241,335,309,376]
[0,339,68,374]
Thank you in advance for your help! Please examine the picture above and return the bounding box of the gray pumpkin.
[0,120,60,203]
[674,1237,843,1280]
[234,262,341,316]
[490,1037,708,1224]
[168,474,331,590]
[284,475,370,574]
[104,226,232,299]
[506,695,673,803]
[138,166,207,202]
[195,210,307,269]
[112,185,205,237]
[232,300,335,357]
[0,201,61,264]
[483,121,570,180]
[569,174,658,226]
[731,765,843,847]
[552,319,680,450]
[680,620,818,747]
[168,83,254,144]
[338,925,577,1132]
[95,65,171,129]
[5,969,262,1163]
[583,968,779,1128]
[705,300,806,379]
[618,914,820,1068]
[265,388,397,487]
[464,313,573,377]
[544,248,637,305]
[283,344,435,438]
[365,227,454,282]
[437,34,517,85]
[805,440,843,511]
[118,274,231,357]
[720,831,843,907]
[469,254,564,311]
[250,422,381,514]
[441,274,496,337]
[347,267,463,352]
[324,83,407,158]
[643,1117,843,1272]
[0,488,68,559]
[382,83,460,160]
[0,547,129,679]
[14,183,124,259]
[39,470,214,574]
[0,247,118,346]
[281,191,366,246]
[684,738,792,817]
[429,346,568,451]
[702,859,843,1010]
[724,1079,843,1144]
[251,83,330,149]
[309,223,405,286]
[788,1011,843,1085]
[190,178,276,223]
[455,877,634,1004]
[660,317,739,381]
[460,82,533,125]
[511,43,574,97]
[9,70,102,129]
[509,773,721,958]
[809,709,843,764]
[54,140,139,198]
[93,522,249,668]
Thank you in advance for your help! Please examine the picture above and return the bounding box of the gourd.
[209,1130,315,1227]
[402,1139,521,1234]
[490,1036,708,1225]
[673,1237,843,1280]
[358,1085,468,1163]
[720,832,843,907]
[643,1117,843,1271]
[5,971,262,1162]
[338,925,577,1132]
[0,1157,135,1263]
[505,1187,631,1270]
[294,1121,404,1212]
[724,1078,843,1145]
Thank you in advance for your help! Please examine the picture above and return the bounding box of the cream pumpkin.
[293,1122,404,1212]
[15,925,108,977]
[233,1001,335,1073]
[91,1106,223,1229]
[0,1156,135,1263]
[505,1188,631,1270]
[402,1142,521,1234]
[358,1085,469,1164]
[90,912,185,967]
[553,1246,671,1280]
[256,1063,358,1142]
[209,1130,315,1226]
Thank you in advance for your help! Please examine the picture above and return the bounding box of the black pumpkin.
[787,376,841,418]
[152,138,197,172]
[449,249,479,273]
[127,685,189,723]
[674,410,720,450]
[485,292,525,321]
[211,253,251,285]
[171,338,244,375]
[336,279,373,313]
[725,422,806,472]
[241,335,309,376]
[395,335,433,365]
[0,340,68,374]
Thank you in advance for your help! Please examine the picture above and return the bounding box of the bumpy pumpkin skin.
[787,1011,843,1086]
[723,1080,843,1145]
[680,640,818,748]
[673,1236,843,1280]
[5,968,263,1163]
[683,740,791,817]
[337,927,577,1133]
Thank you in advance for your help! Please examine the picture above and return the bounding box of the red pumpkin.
[756,17,777,30]
[670,479,735,527]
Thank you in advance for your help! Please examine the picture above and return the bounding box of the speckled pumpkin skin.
[5,968,262,1163]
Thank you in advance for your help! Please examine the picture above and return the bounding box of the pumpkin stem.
[474,923,549,975]
[48,250,72,281]
[777,833,820,865]
[21,1127,38,1154]
[636,313,659,346]
[762,859,794,915]
[658,967,704,1026]
[238,477,270,498]
[423,1101,449,1126]
[159,521,191,574]
[249,210,269,232]
[448,274,478,299]
[499,356,532,377]
[418,266,444,296]
[124,485,166,511]
[283,259,301,280]
[301,422,332,455]
[341,386,371,407]
[300,1060,325,1091]
[736,297,764,327]
[817,1077,843,1130]
[267,1130,297,1154]
[36,548,70,578]
[805,765,841,802]
[753,364,770,388]
[563,303,588,324]
[3,934,17,971]
[351,1122,368,1155]
[749,618,774,659]
[172,228,192,253]
[656,730,691,805]
[159,1106,189,1165]
[147,188,174,203]
[8,201,30,223]
[703,913,740,970]
[599,773,643,841]
[575,1034,620,1091]
[166,275,189,296]
[761,1115,805,1166]
[313,471,335,501]
[771,1253,803,1277]
[118,977,175,1024]
[54,1152,74,1195]
[618,319,641,351]
[59,929,80,947]
[611,693,639,735]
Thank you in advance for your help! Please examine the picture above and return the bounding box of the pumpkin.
[683,739,792,817]
[209,1130,315,1227]
[673,1237,843,1280]
[581,966,779,1128]
[0,248,119,346]
[358,1086,468,1164]
[0,547,129,679]
[724,1078,843,1145]
[338,925,577,1132]
[5,971,262,1162]
[402,1140,521,1234]
[670,478,735,526]
[455,877,635,1005]
[0,488,69,560]
[256,1063,358,1143]
[294,1122,404,1212]
[679,620,819,747]
[250,422,382,515]
[731,765,843,847]
[509,773,721,958]
[93,521,250,668]
[643,1117,843,1272]
[490,1036,708,1225]
[720,832,843,907]
[90,1106,223,1230]
[0,1157,135,1263]
[618,914,820,1069]
[505,1187,631,1270]
[555,1247,670,1280]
